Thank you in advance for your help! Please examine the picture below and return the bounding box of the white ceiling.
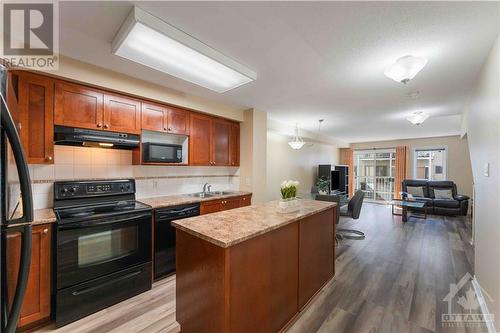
[59,1,500,143]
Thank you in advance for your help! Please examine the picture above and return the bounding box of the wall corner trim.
[472,276,497,333]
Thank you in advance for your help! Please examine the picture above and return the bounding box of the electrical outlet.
[483,163,490,177]
[245,177,251,186]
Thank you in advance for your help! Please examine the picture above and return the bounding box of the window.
[413,148,447,180]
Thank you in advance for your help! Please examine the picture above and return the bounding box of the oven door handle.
[58,213,152,230]
[71,270,143,296]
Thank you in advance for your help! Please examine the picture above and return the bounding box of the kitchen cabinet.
[104,93,141,134]
[18,72,55,164]
[141,102,190,135]
[141,102,167,132]
[230,122,240,166]
[189,113,212,166]
[200,195,252,215]
[212,119,231,166]
[6,224,52,329]
[239,195,251,207]
[54,81,104,130]
[7,72,54,164]
[166,106,189,135]
[189,114,235,167]
[55,82,141,134]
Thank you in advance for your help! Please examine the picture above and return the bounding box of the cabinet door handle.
[168,127,172,131]
[45,156,53,161]
[163,127,167,131]
[104,124,109,129]
[97,123,102,128]
[43,228,48,234]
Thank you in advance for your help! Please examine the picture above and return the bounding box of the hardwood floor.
[34,203,476,333]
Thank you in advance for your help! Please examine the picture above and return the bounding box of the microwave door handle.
[1,94,33,225]
[58,213,152,230]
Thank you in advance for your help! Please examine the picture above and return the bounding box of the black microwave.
[142,142,183,163]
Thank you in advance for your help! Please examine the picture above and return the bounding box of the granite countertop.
[32,208,57,225]
[172,199,336,248]
[8,208,57,227]
[138,191,252,209]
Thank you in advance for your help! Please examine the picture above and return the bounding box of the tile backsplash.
[30,146,240,209]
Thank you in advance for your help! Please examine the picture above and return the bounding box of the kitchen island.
[172,199,337,333]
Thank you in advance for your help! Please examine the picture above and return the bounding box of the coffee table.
[390,199,427,222]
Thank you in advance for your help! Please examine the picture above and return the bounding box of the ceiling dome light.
[288,124,305,150]
[384,55,427,84]
[407,111,429,126]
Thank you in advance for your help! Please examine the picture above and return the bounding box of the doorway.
[353,149,396,202]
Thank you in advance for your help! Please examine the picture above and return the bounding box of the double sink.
[187,191,236,198]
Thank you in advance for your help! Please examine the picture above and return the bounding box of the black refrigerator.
[0,64,34,333]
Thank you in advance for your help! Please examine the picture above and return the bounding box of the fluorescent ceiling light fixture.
[384,55,427,84]
[406,111,429,126]
[288,124,305,150]
[112,7,256,93]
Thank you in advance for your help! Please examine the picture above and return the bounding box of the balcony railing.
[355,176,394,202]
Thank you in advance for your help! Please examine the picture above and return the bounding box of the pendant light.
[406,111,429,126]
[288,124,305,150]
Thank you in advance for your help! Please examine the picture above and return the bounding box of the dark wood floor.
[36,203,476,333]
[287,203,477,333]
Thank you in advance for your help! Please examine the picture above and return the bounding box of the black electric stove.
[53,179,152,327]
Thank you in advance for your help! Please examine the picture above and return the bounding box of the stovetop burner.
[53,179,151,224]
[55,200,151,222]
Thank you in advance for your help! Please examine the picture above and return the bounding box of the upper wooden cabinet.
[54,81,104,130]
[142,103,190,135]
[230,122,240,167]
[6,224,52,329]
[141,102,167,132]
[190,114,238,167]
[212,119,231,166]
[104,93,141,134]
[190,113,212,166]
[55,82,141,134]
[166,106,189,135]
[8,72,54,164]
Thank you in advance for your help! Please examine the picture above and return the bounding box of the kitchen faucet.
[202,182,211,193]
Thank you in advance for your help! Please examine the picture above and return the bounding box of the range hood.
[54,126,140,149]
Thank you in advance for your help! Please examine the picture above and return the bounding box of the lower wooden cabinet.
[6,224,52,329]
[200,195,252,215]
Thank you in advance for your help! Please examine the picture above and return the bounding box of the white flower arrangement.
[280,180,299,199]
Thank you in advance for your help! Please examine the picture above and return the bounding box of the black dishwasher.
[154,203,200,279]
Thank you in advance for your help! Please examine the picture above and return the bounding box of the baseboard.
[472,277,496,333]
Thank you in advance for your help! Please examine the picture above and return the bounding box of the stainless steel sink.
[187,192,215,198]
[187,191,235,198]
[209,191,235,196]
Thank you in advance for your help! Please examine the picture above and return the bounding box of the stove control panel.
[54,180,135,199]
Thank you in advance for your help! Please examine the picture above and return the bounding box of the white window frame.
[412,146,448,180]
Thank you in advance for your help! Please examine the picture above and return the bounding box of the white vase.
[278,197,300,213]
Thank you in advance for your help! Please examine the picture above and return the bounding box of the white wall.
[240,108,267,203]
[266,131,339,201]
[463,33,500,328]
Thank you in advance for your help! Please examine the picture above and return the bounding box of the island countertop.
[171,199,336,248]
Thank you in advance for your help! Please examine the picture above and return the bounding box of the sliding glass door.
[354,149,396,202]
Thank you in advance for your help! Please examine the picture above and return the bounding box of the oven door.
[56,212,152,289]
